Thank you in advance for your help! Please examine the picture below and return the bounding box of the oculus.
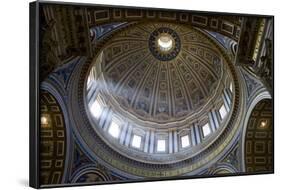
[149,27,181,61]
[157,34,173,51]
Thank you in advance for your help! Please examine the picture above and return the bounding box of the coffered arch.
[243,98,273,173]
[39,90,68,185]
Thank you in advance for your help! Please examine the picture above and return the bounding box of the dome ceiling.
[99,22,223,124]
[83,21,236,168]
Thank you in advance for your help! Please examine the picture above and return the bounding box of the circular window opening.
[148,27,181,61]
[157,34,173,51]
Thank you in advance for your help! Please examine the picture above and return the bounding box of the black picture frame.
[30,1,274,188]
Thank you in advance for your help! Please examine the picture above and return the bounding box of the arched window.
[181,135,190,148]
[230,82,233,92]
[131,135,142,149]
[202,123,211,137]
[90,99,103,119]
[157,139,166,152]
[219,104,227,120]
[108,120,121,138]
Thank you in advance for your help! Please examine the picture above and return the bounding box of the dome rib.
[171,60,193,110]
